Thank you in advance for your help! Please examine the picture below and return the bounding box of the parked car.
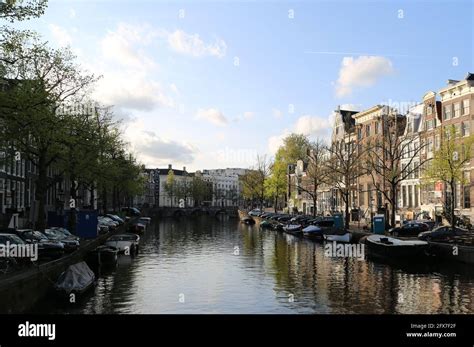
[97,223,109,235]
[418,226,469,241]
[106,214,125,225]
[248,209,261,217]
[105,234,140,255]
[0,233,33,269]
[15,229,65,259]
[42,228,80,253]
[121,207,141,217]
[98,216,119,230]
[389,222,430,237]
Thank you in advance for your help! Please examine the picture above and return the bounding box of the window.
[435,134,440,150]
[413,163,419,179]
[408,185,413,208]
[428,138,434,152]
[455,123,462,137]
[462,99,470,115]
[365,124,371,137]
[462,121,470,137]
[444,105,452,120]
[357,128,362,140]
[454,103,461,118]
[402,186,407,207]
[407,120,413,133]
[359,185,365,206]
[463,186,471,209]
[426,105,433,115]
[374,122,378,134]
[425,119,434,130]
[414,185,419,207]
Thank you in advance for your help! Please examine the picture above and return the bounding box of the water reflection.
[32,217,474,314]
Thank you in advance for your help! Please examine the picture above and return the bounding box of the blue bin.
[333,213,344,230]
[373,214,385,234]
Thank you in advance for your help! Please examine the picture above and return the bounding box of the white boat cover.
[55,261,95,294]
[367,235,428,246]
[284,224,301,231]
[324,233,351,243]
[303,225,322,233]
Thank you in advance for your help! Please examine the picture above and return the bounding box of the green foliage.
[0,0,48,22]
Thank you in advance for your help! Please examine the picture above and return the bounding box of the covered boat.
[302,225,325,239]
[54,261,96,295]
[283,224,302,235]
[259,220,273,229]
[324,232,351,243]
[366,235,428,259]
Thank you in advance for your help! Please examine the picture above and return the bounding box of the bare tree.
[292,141,329,217]
[325,138,366,228]
[365,114,429,228]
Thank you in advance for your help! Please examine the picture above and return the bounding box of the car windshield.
[23,231,49,241]
[45,229,64,239]
[0,234,25,245]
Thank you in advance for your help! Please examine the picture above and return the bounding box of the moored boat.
[283,224,303,235]
[259,220,273,229]
[366,235,428,259]
[427,240,474,265]
[238,209,255,224]
[324,232,351,243]
[54,261,96,296]
[302,225,325,239]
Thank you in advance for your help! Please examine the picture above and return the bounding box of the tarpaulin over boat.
[54,261,95,294]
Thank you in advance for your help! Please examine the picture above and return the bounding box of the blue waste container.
[333,213,344,230]
[373,214,385,234]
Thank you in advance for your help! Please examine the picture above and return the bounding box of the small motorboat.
[54,261,96,296]
[302,225,325,239]
[283,224,302,235]
[88,245,119,266]
[138,217,152,225]
[324,232,351,243]
[242,217,255,225]
[105,234,140,256]
[365,235,428,259]
[259,220,273,229]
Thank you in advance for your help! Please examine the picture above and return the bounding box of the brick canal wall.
[0,229,120,313]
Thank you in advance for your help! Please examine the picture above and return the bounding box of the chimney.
[183,166,186,172]
[447,79,460,86]
[168,164,172,170]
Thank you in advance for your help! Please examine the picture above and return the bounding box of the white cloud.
[170,83,179,95]
[69,8,76,19]
[243,111,254,120]
[123,119,196,166]
[272,108,283,119]
[89,23,174,112]
[49,24,72,47]
[167,30,227,58]
[196,108,228,126]
[267,113,333,154]
[100,24,156,70]
[335,56,394,97]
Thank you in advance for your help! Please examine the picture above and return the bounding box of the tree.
[0,36,97,231]
[276,133,310,165]
[164,169,176,207]
[364,114,428,228]
[291,141,329,217]
[265,159,286,212]
[241,155,270,210]
[325,138,366,228]
[422,125,474,230]
[0,0,48,22]
[190,175,212,207]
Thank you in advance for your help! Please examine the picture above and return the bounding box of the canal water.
[33,217,474,314]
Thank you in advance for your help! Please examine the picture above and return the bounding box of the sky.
[12,0,474,171]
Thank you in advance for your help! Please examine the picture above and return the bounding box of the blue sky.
[14,0,473,171]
